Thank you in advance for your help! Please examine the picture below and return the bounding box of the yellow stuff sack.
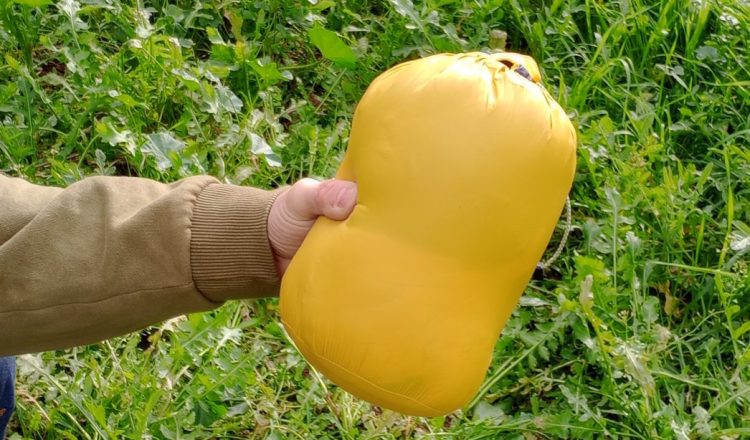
[280,52,577,416]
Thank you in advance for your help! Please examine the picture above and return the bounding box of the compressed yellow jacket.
[0,174,282,356]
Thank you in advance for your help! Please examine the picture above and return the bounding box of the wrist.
[190,183,286,301]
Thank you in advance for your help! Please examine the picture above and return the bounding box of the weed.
[1,0,748,438]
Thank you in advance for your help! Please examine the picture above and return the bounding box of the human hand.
[268,178,357,276]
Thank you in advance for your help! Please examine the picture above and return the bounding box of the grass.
[1,0,749,438]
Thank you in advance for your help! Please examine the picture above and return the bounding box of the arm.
[0,174,282,355]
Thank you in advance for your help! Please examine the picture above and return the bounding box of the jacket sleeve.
[0,174,283,356]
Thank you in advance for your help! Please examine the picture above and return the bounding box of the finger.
[284,178,357,222]
[281,178,325,222]
[315,179,358,221]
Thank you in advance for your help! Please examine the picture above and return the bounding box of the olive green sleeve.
[0,174,283,356]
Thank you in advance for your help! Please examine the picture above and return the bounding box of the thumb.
[315,178,358,221]
[268,178,357,266]
[283,178,358,222]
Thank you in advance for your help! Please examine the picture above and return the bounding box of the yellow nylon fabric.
[280,52,577,416]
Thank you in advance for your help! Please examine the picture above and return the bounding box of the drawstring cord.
[494,54,572,280]
[534,196,572,280]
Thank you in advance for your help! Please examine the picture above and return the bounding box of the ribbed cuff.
[190,184,286,301]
